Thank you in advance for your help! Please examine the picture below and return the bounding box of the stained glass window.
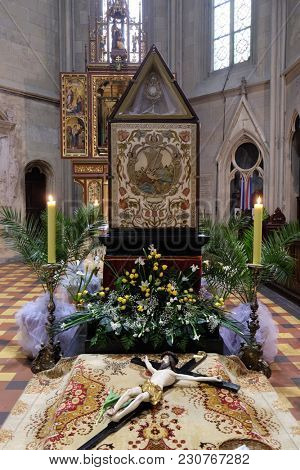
[213,0,252,71]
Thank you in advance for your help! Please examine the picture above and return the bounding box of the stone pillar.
[269,0,286,214]
[59,0,75,215]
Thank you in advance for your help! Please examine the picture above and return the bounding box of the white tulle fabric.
[219,301,278,364]
[15,292,76,359]
[15,267,101,359]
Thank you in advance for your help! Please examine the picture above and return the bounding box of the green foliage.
[202,216,300,303]
[0,204,104,288]
[55,245,248,352]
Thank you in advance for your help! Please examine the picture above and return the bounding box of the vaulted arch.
[216,96,269,219]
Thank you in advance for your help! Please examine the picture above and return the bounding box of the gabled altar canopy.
[110,45,198,121]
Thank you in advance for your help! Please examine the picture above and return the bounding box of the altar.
[1,354,299,450]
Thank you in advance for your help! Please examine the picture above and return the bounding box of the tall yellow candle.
[253,196,263,265]
[47,195,56,264]
[103,179,109,220]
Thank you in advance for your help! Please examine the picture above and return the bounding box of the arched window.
[291,115,300,221]
[230,142,263,216]
[212,0,252,71]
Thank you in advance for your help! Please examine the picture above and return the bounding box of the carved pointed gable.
[217,96,269,163]
[111,45,197,120]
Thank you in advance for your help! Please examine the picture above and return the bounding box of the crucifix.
[78,352,240,450]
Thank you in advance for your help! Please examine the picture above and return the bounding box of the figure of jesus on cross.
[105,352,223,422]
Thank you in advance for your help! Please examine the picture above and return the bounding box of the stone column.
[59,0,75,215]
[269,0,286,215]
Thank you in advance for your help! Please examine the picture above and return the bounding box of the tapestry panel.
[110,123,197,228]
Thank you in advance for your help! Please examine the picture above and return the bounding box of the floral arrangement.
[55,245,246,352]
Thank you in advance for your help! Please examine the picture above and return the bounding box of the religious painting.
[91,75,133,157]
[61,74,88,158]
[65,117,86,153]
[110,122,197,228]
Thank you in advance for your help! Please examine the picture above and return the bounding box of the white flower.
[149,244,155,251]
[111,321,121,331]
[182,276,189,282]
[75,260,80,266]
[140,281,150,289]
[60,322,66,330]
[170,297,177,303]
[203,260,210,267]
[135,257,145,266]
[76,270,85,277]
[223,265,230,272]
[177,304,182,311]
[191,264,200,272]
[193,333,201,341]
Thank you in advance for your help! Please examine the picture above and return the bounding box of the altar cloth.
[0,354,299,450]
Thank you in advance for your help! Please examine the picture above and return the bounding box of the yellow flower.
[214,302,221,307]
[132,269,136,274]
[125,271,130,276]
[184,297,188,302]
[134,273,139,279]
[155,253,161,259]
[189,288,194,292]
[129,274,135,279]
[105,287,110,291]
[162,265,168,270]
[120,305,126,311]
[121,298,127,304]
[172,290,178,296]
[77,292,82,299]
[122,278,127,283]
[184,290,188,294]
[130,280,136,285]
[148,255,152,260]
[125,295,130,299]
[137,305,144,312]
[99,291,105,297]
[193,299,197,303]
[117,297,123,303]
[99,287,104,291]
[145,293,150,298]
[153,266,158,271]
[159,272,164,278]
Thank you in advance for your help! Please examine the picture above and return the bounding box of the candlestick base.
[239,263,272,379]
[31,263,62,374]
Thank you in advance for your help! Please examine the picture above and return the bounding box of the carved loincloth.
[141,379,163,406]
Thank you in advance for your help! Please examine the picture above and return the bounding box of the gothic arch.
[24,161,54,218]
[216,96,269,219]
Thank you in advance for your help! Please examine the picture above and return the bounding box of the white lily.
[191,264,200,272]
[135,256,145,266]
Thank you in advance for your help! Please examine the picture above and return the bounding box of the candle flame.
[257,196,262,204]
[94,199,98,205]
[48,195,53,202]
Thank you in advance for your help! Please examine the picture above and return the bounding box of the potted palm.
[0,204,104,358]
[201,215,300,362]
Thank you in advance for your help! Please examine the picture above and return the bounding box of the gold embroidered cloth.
[0,354,299,450]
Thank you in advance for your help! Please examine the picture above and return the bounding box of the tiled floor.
[0,262,299,427]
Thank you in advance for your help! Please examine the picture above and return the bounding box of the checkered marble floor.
[0,263,299,427]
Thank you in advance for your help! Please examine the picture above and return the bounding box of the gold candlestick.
[31,263,62,374]
[239,264,271,378]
